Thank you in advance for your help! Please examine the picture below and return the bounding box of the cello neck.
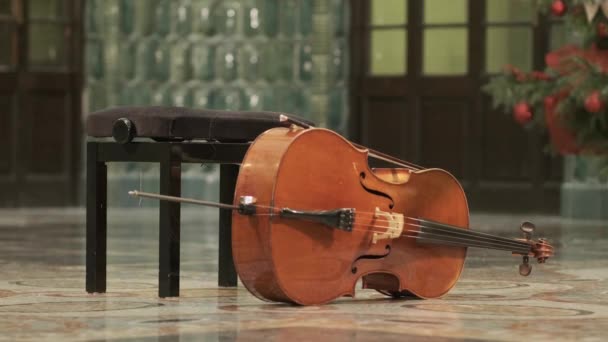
[409,217,532,254]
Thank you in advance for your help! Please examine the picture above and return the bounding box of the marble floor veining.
[0,208,607,341]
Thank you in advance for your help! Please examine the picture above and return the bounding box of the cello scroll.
[514,222,554,276]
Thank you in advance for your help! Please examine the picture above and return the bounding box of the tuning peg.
[518,222,535,276]
[519,256,532,276]
[520,222,535,241]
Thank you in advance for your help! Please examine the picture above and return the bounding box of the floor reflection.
[0,208,606,341]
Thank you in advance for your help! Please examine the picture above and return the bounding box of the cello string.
[244,203,512,240]
[341,222,531,252]
[287,220,530,253]
[354,225,530,252]
[394,222,529,249]
[404,234,531,254]
[405,230,530,252]
[249,213,525,245]
[360,216,532,248]
[255,213,529,249]
[403,232,530,253]
[251,212,530,249]
[357,227,531,254]
[399,218,531,247]
[249,216,531,252]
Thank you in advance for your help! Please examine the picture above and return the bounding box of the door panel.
[0,22,16,66]
[0,92,15,175]
[362,97,409,161]
[419,99,469,178]
[481,107,533,181]
[27,91,70,174]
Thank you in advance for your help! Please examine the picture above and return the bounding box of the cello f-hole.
[359,173,395,209]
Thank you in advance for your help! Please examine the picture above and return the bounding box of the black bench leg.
[159,145,181,297]
[218,164,238,287]
[86,142,107,293]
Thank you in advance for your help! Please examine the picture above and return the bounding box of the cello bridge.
[372,207,404,244]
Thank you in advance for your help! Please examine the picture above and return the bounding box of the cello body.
[231,127,470,305]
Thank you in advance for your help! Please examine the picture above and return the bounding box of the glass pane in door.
[486,27,532,73]
[29,0,66,19]
[424,0,467,24]
[371,0,406,25]
[28,23,66,67]
[423,28,467,75]
[370,29,406,75]
[486,0,534,22]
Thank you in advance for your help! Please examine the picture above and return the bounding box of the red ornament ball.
[597,22,608,38]
[551,0,567,17]
[513,102,533,125]
[584,91,604,113]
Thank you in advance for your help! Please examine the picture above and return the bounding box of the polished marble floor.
[0,208,606,341]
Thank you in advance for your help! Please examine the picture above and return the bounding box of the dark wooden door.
[0,0,83,206]
[350,0,563,213]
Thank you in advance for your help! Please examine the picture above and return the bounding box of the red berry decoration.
[532,71,551,81]
[515,73,527,82]
[544,96,556,109]
[584,91,604,113]
[597,22,608,38]
[551,0,567,17]
[513,102,533,125]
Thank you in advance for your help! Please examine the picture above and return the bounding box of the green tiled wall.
[84,0,349,206]
[561,155,608,220]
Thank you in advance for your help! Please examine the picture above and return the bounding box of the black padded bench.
[85,106,313,297]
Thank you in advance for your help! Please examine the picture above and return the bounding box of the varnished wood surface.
[231,128,299,303]
[232,128,469,305]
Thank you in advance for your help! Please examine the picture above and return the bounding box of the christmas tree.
[483,0,608,154]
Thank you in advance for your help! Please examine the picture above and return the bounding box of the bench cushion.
[86,106,315,142]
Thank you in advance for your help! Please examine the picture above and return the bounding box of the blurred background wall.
[83,0,349,207]
[7,1,599,217]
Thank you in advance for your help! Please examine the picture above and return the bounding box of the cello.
[131,122,554,305]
